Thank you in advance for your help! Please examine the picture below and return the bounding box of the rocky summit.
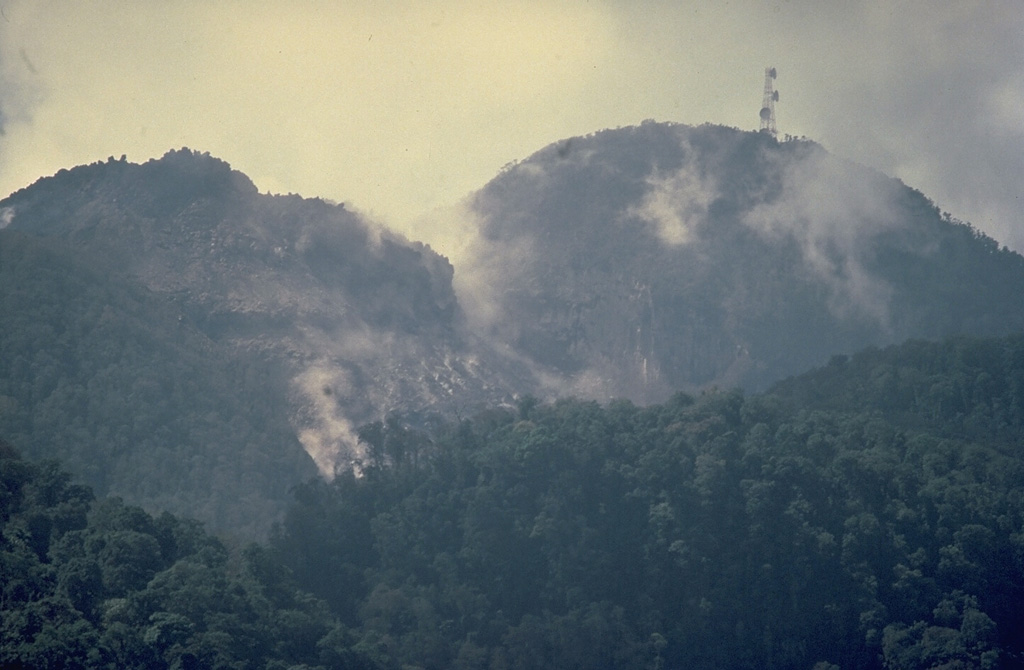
[0,149,531,533]
[460,121,1024,401]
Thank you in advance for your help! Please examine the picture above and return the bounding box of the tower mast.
[759,66,779,138]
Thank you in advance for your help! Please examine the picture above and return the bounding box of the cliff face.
[461,122,1024,401]
[3,150,456,338]
[0,150,532,531]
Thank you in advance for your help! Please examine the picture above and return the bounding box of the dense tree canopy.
[0,231,314,536]
[270,334,1024,669]
[3,334,1024,668]
[0,438,375,669]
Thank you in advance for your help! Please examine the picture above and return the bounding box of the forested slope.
[267,334,1024,669]
[0,439,375,669]
[771,335,1024,446]
[0,232,313,536]
[5,130,1024,537]
[0,149,528,534]
[3,334,1024,668]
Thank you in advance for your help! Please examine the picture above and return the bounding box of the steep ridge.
[0,230,315,535]
[0,150,532,532]
[460,121,1024,402]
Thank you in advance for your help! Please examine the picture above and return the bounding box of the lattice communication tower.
[759,66,779,137]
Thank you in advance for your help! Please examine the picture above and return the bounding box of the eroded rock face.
[460,122,1024,401]
[0,150,532,498]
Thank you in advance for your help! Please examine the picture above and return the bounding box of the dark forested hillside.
[0,231,314,536]
[0,150,531,534]
[770,335,1024,445]
[0,439,376,669]
[265,334,1024,670]
[461,121,1024,401]
[4,334,1024,668]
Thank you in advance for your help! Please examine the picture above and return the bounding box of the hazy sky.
[1,1,1022,251]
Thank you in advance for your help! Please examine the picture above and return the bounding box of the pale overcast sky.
[1,1,1022,250]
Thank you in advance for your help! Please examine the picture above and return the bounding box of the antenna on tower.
[759,66,779,138]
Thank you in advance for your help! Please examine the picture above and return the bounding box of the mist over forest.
[2,122,1024,668]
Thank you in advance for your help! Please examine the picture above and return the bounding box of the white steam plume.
[628,156,717,246]
[293,366,363,477]
[743,148,902,325]
[447,201,538,335]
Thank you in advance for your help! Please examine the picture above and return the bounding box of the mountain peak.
[140,146,258,197]
[459,121,1024,400]
[1,147,260,239]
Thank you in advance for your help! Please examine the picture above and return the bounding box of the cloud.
[628,146,717,246]
[293,365,363,477]
[742,148,904,324]
[0,5,44,182]
[448,202,537,335]
[748,1,1024,250]
[0,0,1020,255]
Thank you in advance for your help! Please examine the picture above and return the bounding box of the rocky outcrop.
[1,149,533,484]
[461,122,1024,401]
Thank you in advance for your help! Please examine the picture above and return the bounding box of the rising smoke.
[293,365,363,477]
[742,147,906,325]
[441,123,936,402]
[628,149,717,246]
